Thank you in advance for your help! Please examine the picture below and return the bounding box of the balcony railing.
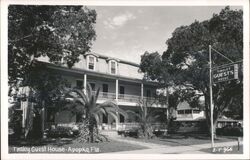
[97,91,116,100]
[118,93,140,103]
[92,91,160,104]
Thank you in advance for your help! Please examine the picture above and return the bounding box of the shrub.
[216,126,243,136]
[124,128,140,138]
[153,129,167,137]
[47,125,79,138]
[9,105,23,140]
[168,121,181,134]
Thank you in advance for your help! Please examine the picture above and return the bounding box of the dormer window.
[108,59,119,74]
[86,53,99,71]
[111,61,116,74]
[88,56,95,70]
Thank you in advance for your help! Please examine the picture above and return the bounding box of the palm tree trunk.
[89,116,96,143]
[89,126,94,143]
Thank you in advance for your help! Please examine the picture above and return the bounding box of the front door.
[102,84,108,98]
[119,86,125,99]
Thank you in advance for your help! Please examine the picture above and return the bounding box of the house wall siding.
[73,55,86,69]
[118,63,143,79]
[96,58,109,74]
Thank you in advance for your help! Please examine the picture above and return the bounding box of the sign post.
[208,45,240,150]
[209,45,214,148]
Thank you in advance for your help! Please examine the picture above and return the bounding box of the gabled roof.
[90,52,139,67]
[177,101,190,110]
[36,60,158,86]
[84,53,100,58]
[177,100,205,110]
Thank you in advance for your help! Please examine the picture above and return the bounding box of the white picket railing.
[92,91,159,104]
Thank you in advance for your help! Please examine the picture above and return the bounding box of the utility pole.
[208,45,237,149]
[209,45,214,148]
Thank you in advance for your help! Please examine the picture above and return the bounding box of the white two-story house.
[38,52,166,130]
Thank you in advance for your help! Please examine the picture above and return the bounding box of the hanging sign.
[213,64,238,83]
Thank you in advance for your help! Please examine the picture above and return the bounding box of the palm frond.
[93,114,100,125]
[108,111,118,120]
[150,109,166,117]
[99,100,118,108]
[93,87,100,104]
[86,84,93,99]
[67,88,88,104]
[66,97,86,106]
[89,95,96,110]
[147,114,161,122]
[99,101,127,117]
[126,110,141,120]
[91,106,107,115]
[115,107,128,119]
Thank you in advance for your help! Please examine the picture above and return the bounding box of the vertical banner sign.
[213,64,239,83]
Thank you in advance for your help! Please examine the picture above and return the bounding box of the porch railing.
[118,94,141,103]
[92,91,160,104]
[96,91,116,100]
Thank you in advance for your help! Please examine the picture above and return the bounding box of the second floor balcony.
[93,91,166,108]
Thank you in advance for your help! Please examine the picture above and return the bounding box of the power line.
[212,60,243,70]
[211,47,234,63]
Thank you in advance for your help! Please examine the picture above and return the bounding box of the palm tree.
[126,99,164,139]
[63,84,127,143]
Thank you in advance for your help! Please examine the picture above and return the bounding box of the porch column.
[21,101,27,129]
[115,79,119,100]
[141,83,144,100]
[84,74,87,93]
[41,107,45,135]
[115,79,119,130]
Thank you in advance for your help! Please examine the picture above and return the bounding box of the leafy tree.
[28,62,68,106]
[140,52,181,132]
[165,7,242,137]
[126,99,166,139]
[155,89,180,133]
[8,5,97,89]
[8,6,97,138]
[8,62,70,139]
[63,84,127,143]
[140,7,243,137]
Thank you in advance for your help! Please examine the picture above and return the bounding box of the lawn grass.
[120,134,240,147]
[199,145,243,154]
[9,138,148,153]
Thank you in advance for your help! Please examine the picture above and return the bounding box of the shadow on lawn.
[156,133,238,146]
[164,133,238,140]
[9,137,74,147]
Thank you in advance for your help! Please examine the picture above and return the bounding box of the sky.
[88,6,242,64]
